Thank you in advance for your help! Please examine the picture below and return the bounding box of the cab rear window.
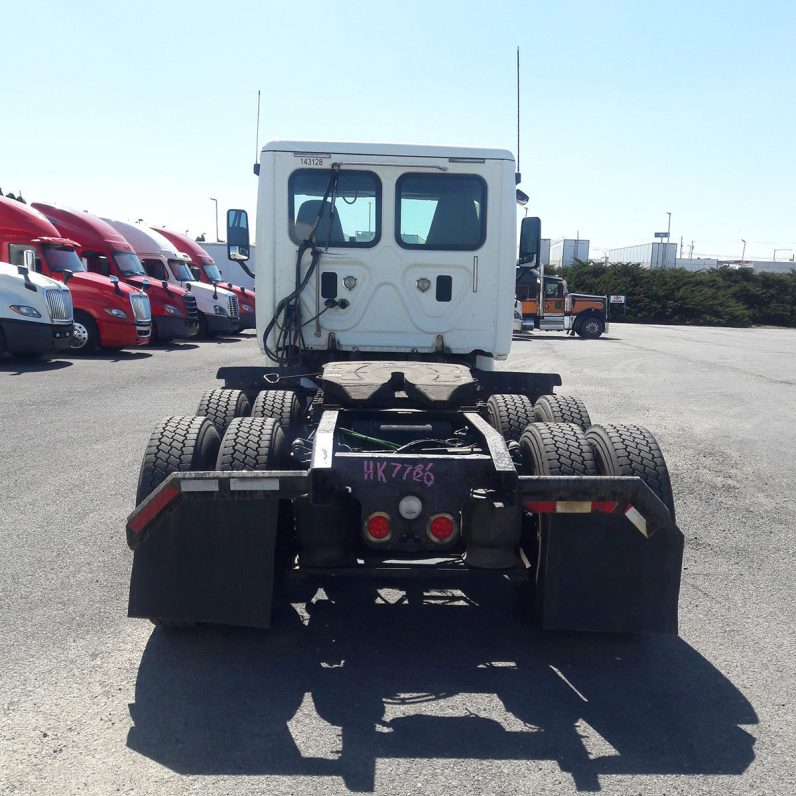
[396,174,486,250]
[289,170,381,248]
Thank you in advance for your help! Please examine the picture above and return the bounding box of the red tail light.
[365,512,391,542]
[428,513,455,543]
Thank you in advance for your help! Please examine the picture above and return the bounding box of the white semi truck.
[103,220,241,338]
[0,257,73,357]
[125,141,683,635]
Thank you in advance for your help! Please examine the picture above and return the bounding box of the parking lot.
[1,324,794,795]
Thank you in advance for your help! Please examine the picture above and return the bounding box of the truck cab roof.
[0,197,79,248]
[102,219,191,263]
[32,203,136,254]
[154,227,214,266]
[262,140,515,162]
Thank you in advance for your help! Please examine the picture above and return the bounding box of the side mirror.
[23,249,36,270]
[519,216,541,266]
[227,208,250,262]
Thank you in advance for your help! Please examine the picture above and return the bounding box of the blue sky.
[2,0,794,261]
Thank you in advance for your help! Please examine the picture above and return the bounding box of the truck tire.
[519,422,597,476]
[576,315,604,339]
[485,394,536,443]
[71,311,100,353]
[216,417,286,470]
[196,388,250,435]
[197,312,212,338]
[250,389,301,427]
[586,424,676,521]
[533,394,592,430]
[135,416,221,505]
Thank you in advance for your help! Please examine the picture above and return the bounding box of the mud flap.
[128,495,281,628]
[535,513,684,634]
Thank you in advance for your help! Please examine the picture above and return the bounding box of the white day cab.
[125,140,684,638]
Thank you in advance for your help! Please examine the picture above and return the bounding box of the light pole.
[210,197,219,242]
[666,212,672,268]
[741,239,746,261]
[773,248,792,261]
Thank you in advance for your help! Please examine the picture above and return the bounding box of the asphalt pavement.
[0,325,793,795]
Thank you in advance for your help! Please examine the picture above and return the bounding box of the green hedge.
[558,262,796,327]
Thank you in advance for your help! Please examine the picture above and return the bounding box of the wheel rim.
[71,322,88,349]
[584,319,600,336]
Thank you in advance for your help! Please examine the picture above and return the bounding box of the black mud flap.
[535,514,684,634]
[517,475,684,634]
[127,471,307,628]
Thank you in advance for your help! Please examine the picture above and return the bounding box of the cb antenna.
[516,46,521,181]
[253,89,261,175]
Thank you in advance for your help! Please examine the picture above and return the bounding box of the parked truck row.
[0,195,255,359]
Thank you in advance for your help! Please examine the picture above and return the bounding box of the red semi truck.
[155,227,256,330]
[0,197,151,352]
[33,204,199,343]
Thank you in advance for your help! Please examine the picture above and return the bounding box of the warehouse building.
[549,238,589,267]
[540,238,551,266]
[608,242,677,269]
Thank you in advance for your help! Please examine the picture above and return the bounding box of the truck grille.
[183,293,198,321]
[129,293,152,323]
[227,294,240,319]
[45,288,73,323]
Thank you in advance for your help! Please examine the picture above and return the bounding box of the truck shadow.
[0,356,72,374]
[127,580,756,792]
[513,333,620,343]
[75,350,152,362]
[146,342,200,352]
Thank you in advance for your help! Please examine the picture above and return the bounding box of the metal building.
[549,239,589,267]
[540,238,551,266]
[608,242,676,268]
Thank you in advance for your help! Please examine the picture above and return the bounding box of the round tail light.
[428,513,456,543]
[365,512,391,542]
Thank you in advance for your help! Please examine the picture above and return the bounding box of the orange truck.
[516,217,609,339]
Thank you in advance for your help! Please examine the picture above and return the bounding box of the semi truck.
[515,234,609,338]
[32,204,200,343]
[126,141,683,635]
[0,256,73,357]
[103,220,241,338]
[0,198,151,352]
[155,227,256,330]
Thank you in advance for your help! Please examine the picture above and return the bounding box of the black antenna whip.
[516,46,521,177]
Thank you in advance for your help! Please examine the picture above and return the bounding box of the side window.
[544,280,563,299]
[396,174,486,250]
[82,252,111,276]
[8,243,42,271]
[289,169,381,247]
[141,258,167,280]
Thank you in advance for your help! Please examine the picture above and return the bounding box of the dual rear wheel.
[486,392,674,515]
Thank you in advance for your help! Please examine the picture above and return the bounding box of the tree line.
[556,261,796,327]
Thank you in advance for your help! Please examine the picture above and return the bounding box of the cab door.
[540,277,566,330]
